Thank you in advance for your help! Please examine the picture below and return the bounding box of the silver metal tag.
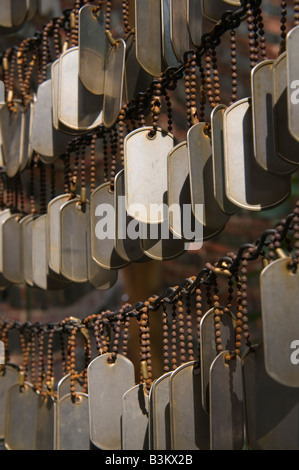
[0,364,19,440]
[36,395,55,450]
[161,0,180,68]
[149,372,172,450]
[170,0,191,63]
[57,374,84,401]
[0,341,4,366]
[287,27,299,142]
[20,214,35,287]
[122,383,149,450]
[187,0,203,47]
[0,102,23,177]
[48,194,71,275]
[2,214,23,284]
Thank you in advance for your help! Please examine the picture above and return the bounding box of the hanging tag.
[0,209,13,277]
[88,353,135,450]
[36,395,55,450]
[135,0,164,77]
[170,0,191,63]
[149,372,172,450]
[48,194,72,275]
[125,127,175,224]
[0,102,24,177]
[201,0,240,22]
[20,102,34,172]
[54,393,90,451]
[224,98,291,210]
[58,47,103,132]
[251,60,296,174]
[209,352,244,450]
[0,81,4,107]
[260,257,299,388]
[273,52,299,164]
[200,307,236,412]
[0,341,4,366]
[2,214,23,284]
[187,0,203,47]
[78,4,109,95]
[211,105,238,215]
[57,374,85,401]
[122,383,150,450]
[20,214,35,287]
[243,343,299,450]
[124,33,153,103]
[287,26,299,142]
[170,362,210,450]
[161,0,180,68]
[0,364,19,440]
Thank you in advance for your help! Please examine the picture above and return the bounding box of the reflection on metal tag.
[103,39,126,128]
[79,5,108,95]
[170,0,190,63]
[243,343,299,450]
[201,0,240,23]
[57,374,84,401]
[91,183,130,270]
[200,308,236,412]
[135,0,164,77]
[2,214,23,284]
[0,103,23,177]
[224,98,291,211]
[0,365,19,440]
[170,362,210,450]
[0,210,13,283]
[149,372,172,450]
[287,27,299,141]
[0,0,27,28]
[0,341,4,365]
[260,257,299,387]
[88,353,135,450]
[140,223,186,261]
[187,0,203,47]
[20,214,35,287]
[48,194,71,275]
[27,0,37,21]
[161,0,180,68]
[273,52,299,164]
[210,352,244,450]
[211,105,238,215]
[36,395,55,450]
[55,393,90,450]
[125,127,175,224]
[122,383,149,450]
[0,81,4,106]
[58,47,103,132]
[251,60,296,174]
[124,34,153,103]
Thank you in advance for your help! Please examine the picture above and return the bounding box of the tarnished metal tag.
[122,383,149,450]
[149,372,172,450]
[55,393,90,450]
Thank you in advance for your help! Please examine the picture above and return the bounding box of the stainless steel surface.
[55,393,90,450]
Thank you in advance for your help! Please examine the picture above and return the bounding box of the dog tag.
[58,47,103,132]
[243,343,299,450]
[260,257,299,387]
[103,39,126,128]
[161,0,180,68]
[287,26,299,142]
[149,372,172,450]
[20,214,35,287]
[122,383,149,450]
[211,105,238,215]
[210,352,245,450]
[0,210,12,270]
[0,365,19,439]
[273,52,299,164]
[170,362,210,450]
[224,98,291,210]
[135,0,164,77]
[57,374,85,401]
[36,395,55,450]
[125,127,175,224]
[0,341,4,365]
[124,34,153,103]
[79,4,108,95]
[88,353,135,450]
[2,213,23,284]
[188,122,230,230]
[201,0,240,22]
[187,0,203,47]
[91,183,130,269]
[30,79,70,158]
[200,308,236,412]
[141,223,186,261]
[20,102,34,172]
[0,0,27,28]
[0,102,23,177]
[55,393,90,451]
[251,60,296,174]
[170,0,191,63]
[48,194,71,275]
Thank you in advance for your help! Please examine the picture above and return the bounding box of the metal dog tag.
[2,213,23,284]
[287,26,299,142]
[251,60,296,174]
[224,98,291,210]
[170,362,210,450]
[122,383,149,450]
[243,343,299,450]
[187,0,203,47]
[161,0,180,68]
[200,308,236,412]
[57,374,84,401]
[0,365,19,439]
[125,127,175,224]
[149,372,172,450]
[170,0,191,63]
[0,341,4,366]
[78,4,108,95]
[0,209,12,269]
[201,0,240,23]
[91,183,130,269]
[55,393,90,451]
[36,395,55,450]
[0,102,23,177]
[260,257,299,388]
[58,47,103,132]
[135,0,164,77]
[20,214,35,287]
[210,352,245,450]
[124,34,153,103]
[48,194,71,275]
[20,102,34,172]
[88,353,135,450]
[140,223,186,261]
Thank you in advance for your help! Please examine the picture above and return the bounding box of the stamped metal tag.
[122,383,149,450]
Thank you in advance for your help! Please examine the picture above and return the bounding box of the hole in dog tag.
[260,257,299,388]
[48,194,71,275]
[170,0,191,63]
[224,98,291,211]
[79,4,108,96]
[161,0,180,68]
[251,60,296,174]
[55,393,90,451]
[187,122,230,230]
[91,183,130,270]
[57,374,85,401]
[122,383,149,450]
[200,308,236,412]
[211,105,238,215]
[149,372,172,450]
[58,47,103,132]
[88,353,135,450]
[287,27,299,143]
[140,223,186,261]
[135,0,164,77]
[20,214,35,287]
[103,39,126,129]
[201,0,240,23]
[36,395,55,450]
[2,213,23,284]
[210,352,245,450]
[243,343,299,450]
[273,52,299,164]
[170,362,210,450]
[0,102,23,177]
[0,365,19,440]
[124,34,153,103]
[187,0,203,47]
[125,127,175,224]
